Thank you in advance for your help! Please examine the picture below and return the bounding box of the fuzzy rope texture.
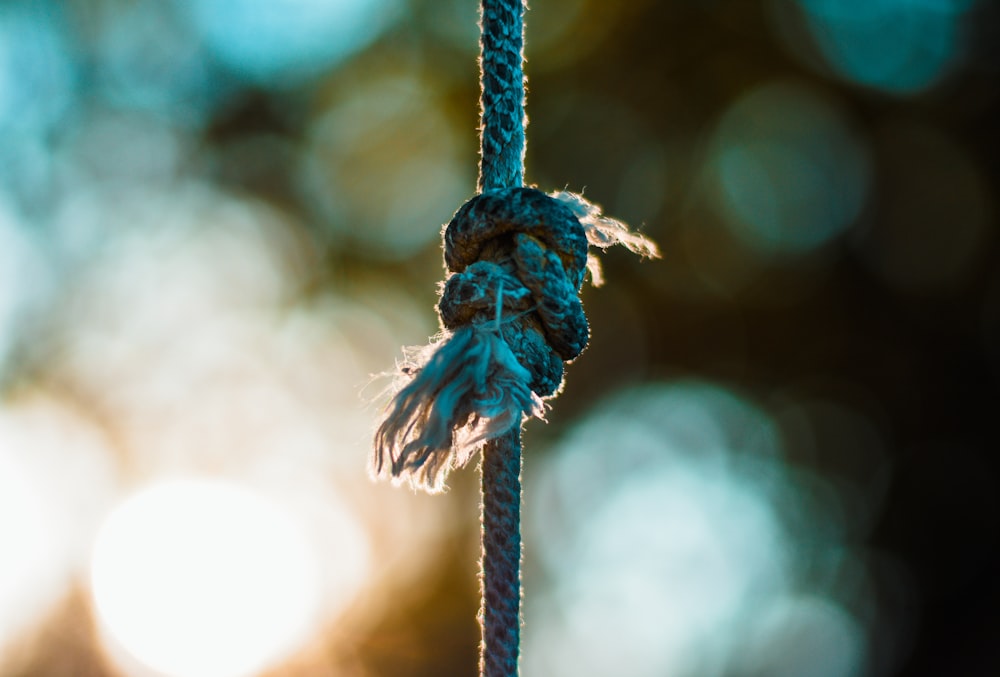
[478,0,525,193]
[371,186,657,669]
[372,185,659,487]
[377,1,529,673]
[371,1,658,675]
[479,425,521,677]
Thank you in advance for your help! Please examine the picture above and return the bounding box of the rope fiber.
[478,0,526,193]
[370,1,658,674]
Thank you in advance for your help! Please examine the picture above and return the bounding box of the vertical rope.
[478,0,526,675]
[372,5,656,675]
[479,0,526,193]
[479,427,522,677]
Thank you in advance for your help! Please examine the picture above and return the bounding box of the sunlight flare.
[90,479,321,677]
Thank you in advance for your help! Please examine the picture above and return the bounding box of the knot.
[372,188,658,492]
[439,187,590,397]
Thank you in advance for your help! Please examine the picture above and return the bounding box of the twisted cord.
[370,1,658,674]
[479,0,525,192]
[470,0,528,668]
[373,185,589,674]
[370,188,655,486]
[449,186,587,677]
[480,426,521,677]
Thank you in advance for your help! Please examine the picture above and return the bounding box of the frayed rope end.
[371,324,544,493]
[372,188,656,493]
[549,190,660,288]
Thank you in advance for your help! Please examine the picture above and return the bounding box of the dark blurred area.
[0,0,998,675]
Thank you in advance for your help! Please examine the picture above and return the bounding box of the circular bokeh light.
[91,479,321,677]
[706,81,870,260]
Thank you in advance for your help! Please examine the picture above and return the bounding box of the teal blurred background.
[0,0,998,675]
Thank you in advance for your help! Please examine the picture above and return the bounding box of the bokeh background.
[1,0,998,675]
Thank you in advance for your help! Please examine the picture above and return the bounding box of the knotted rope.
[374,188,591,485]
[371,1,657,675]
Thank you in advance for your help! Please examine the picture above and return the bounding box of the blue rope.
[370,2,658,674]
[479,427,522,677]
[478,0,526,194]
[478,1,530,665]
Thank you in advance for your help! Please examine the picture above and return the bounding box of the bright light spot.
[178,0,401,84]
[0,394,118,662]
[525,382,870,677]
[91,479,322,677]
[548,469,788,677]
[740,595,868,677]
[53,183,308,423]
[301,75,471,258]
[0,445,57,656]
[707,82,870,259]
[47,175,432,666]
[795,0,973,93]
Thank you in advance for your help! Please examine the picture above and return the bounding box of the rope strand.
[478,0,526,674]
[370,4,658,676]
[479,427,522,677]
[479,0,526,193]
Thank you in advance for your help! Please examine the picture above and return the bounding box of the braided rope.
[370,1,658,675]
[478,0,525,193]
[479,426,521,676]
[444,187,587,676]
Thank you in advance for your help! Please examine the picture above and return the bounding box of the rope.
[449,187,589,677]
[370,1,659,675]
[374,185,591,673]
[479,426,521,677]
[478,0,526,193]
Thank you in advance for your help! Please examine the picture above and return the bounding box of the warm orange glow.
[90,479,321,677]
